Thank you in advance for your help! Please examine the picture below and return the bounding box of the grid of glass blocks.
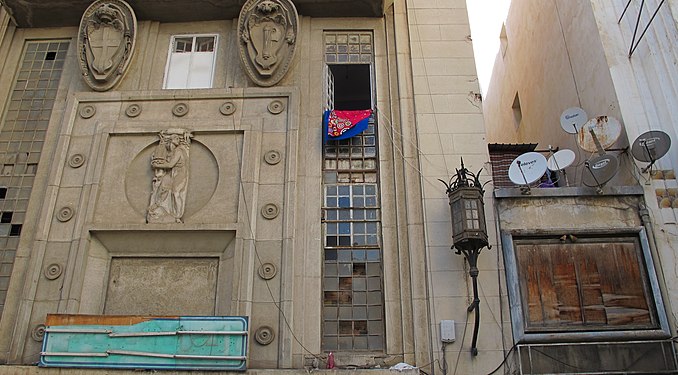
[322,124,384,351]
[323,122,378,184]
[0,40,68,318]
[324,32,373,64]
[325,185,379,247]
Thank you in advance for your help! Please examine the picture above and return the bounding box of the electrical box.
[440,320,455,343]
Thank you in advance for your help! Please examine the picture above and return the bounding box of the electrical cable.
[484,343,518,375]
[531,347,582,371]
[451,316,468,375]
[234,134,326,366]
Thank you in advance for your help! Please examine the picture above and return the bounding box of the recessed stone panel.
[105,257,218,315]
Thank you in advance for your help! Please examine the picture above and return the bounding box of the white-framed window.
[163,35,217,89]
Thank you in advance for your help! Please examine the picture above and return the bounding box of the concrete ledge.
[494,185,644,199]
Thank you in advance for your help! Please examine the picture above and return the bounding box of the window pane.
[165,53,190,89]
[174,37,193,52]
[187,52,214,88]
[195,37,215,52]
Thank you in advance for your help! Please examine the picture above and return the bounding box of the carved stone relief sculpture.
[147,129,193,223]
[77,0,137,91]
[238,0,299,87]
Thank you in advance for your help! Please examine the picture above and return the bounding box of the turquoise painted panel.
[40,316,248,371]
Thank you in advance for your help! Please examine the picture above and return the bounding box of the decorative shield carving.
[78,0,137,91]
[238,0,298,87]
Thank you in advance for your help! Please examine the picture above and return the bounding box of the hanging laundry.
[323,109,372,143]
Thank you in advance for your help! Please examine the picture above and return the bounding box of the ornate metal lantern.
[448,184,488,251]
[440,159,490,356]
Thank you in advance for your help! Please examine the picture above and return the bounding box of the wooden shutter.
[515,236,656,332]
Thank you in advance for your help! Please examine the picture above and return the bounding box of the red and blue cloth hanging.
[323,109,373,143]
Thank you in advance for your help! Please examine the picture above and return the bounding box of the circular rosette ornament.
[238,0,299,87]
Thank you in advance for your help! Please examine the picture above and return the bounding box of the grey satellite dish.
[560,107,588,134]
[578,116,622,154]
[508,152,548,189]
[582,153,619,192]
[631,130,671,173]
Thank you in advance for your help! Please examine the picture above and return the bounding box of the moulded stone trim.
[258,262,277,280]
[125,103,142,117]
[267,99,285,114]
[79,105,96,119]
[254,325,275,345]
[43,263,63,280]
[220,101,237,116]
[68,153,86,169]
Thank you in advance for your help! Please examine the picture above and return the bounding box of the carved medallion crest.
[238,0,299,87]
[77,0,137,91]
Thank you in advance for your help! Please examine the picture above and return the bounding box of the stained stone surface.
[104,257,219,315]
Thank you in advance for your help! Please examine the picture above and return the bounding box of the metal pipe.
[468,264,480,356]
[41,352,108,357]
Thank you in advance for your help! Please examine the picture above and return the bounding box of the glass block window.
[164,35,217,89]
[324,32,373,64]
[0,40,68,318]
[322,31,383,349]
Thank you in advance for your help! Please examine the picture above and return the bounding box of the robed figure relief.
[77,0,137,91]
[238,0,298,87]
[147,129,192,224]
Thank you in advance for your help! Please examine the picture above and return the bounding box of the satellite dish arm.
[641,141,657,173]
[589,128,606,156]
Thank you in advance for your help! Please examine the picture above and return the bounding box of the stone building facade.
[0,0,504,374]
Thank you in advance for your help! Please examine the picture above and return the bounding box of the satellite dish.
[560,107,588,134]
[631,130,671,172]
[547,149,576,171]
[508,152,548,186]
[578,116,622,154]
[582,153,619,190]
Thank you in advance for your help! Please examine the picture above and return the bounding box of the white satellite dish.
[508,152,548,186]
[560,107,588,134]
[578,116,622,154]
[547,149,576,171]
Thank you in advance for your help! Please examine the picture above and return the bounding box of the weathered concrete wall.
[497,193,642,231]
